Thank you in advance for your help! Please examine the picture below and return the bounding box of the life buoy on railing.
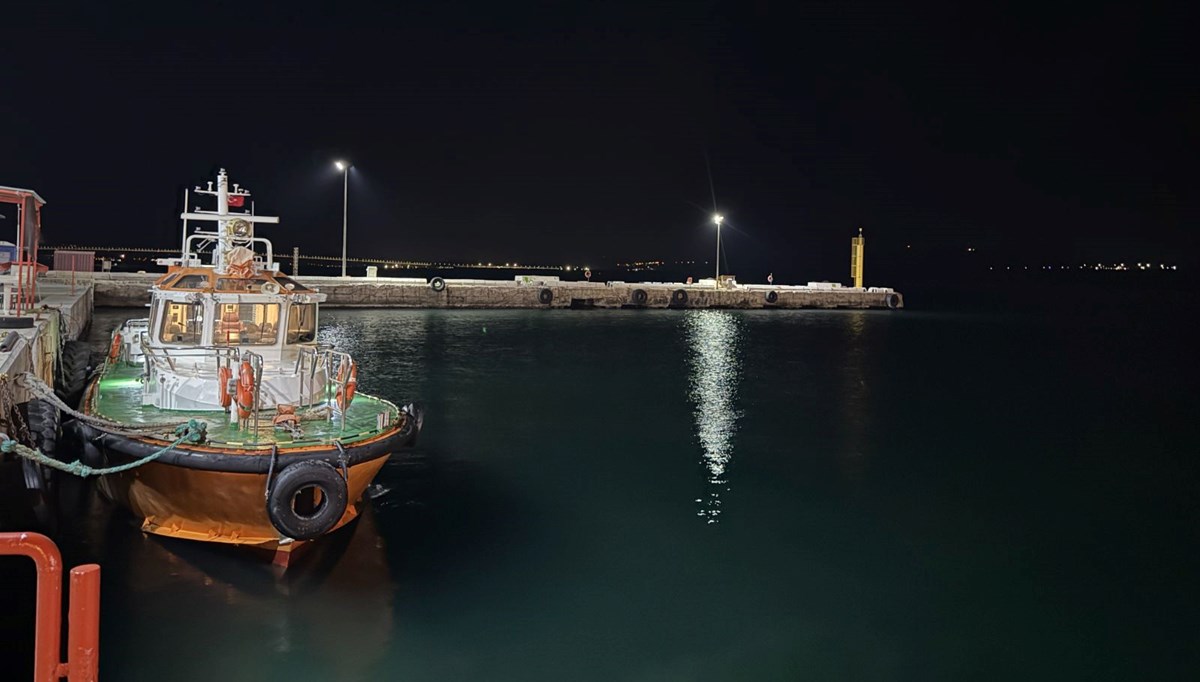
[236,360,256,420]
[109,333,122,361]
[266,460,348,540]
[218,366,232,409]
[538,288,553,305]
[631,289,648,305]
[335,361,358,412]
[765,290,779,304]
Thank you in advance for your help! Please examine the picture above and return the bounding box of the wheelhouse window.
[217,278,268,293]
[171,274,210,290]
[213,303,281,346]
[287,303,317,343]
[159,301,205,344]
[274,276,310,292]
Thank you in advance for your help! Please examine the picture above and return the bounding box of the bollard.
[68,565,101,681]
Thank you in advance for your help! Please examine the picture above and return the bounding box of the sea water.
[2,290,1197,680]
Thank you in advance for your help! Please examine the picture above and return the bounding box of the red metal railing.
[0,532,100,682]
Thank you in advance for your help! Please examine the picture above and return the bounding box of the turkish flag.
[228,195,245,207]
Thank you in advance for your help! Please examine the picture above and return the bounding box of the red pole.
[68,564,101,682]
[0,532,63,682]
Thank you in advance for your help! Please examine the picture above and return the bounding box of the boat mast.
[179,169,279,274]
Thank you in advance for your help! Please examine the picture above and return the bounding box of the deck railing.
[0,532,100,682]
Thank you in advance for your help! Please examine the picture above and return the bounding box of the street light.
[713,213,724,289]
[334,160,352,276]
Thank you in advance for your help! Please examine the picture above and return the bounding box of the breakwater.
[43,272,904,310]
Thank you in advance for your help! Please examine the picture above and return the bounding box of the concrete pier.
[43,272,904,310]
[0,281,94,401]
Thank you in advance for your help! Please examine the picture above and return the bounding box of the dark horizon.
[2,1,1196,287]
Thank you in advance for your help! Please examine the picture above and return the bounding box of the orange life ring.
[236,361,256,419]
[109,333,122,360]
[335,361,358,411]
[218,366,232,409]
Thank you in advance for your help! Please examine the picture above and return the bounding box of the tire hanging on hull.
[267,460,349,540]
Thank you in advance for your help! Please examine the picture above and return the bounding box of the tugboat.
[69,169,422,565]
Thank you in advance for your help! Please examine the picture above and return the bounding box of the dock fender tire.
[885,293,900,309]
[538,288,553,305]
[22,399,61,524]
[267,460,349,540]
[56,340,92,408]
[766,290,779,304]
[27,399,61,462]
[631,288,648,305]
[0,316,35,329]
[429,277,446,292]
[671,289,688,306]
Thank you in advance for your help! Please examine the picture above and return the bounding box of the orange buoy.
[335,361,358,411]
[218,366,232,409]
[236,361,256,419]
[109,332,122,360]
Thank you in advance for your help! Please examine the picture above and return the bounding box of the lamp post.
[334,160,352,277]
[713,213,724,289]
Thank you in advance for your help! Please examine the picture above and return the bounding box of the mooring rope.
[11,372,187,436]
[1,419,207,477]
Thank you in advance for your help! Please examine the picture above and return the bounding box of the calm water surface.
[4,300,1198,680]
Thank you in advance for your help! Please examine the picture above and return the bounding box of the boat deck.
[88,362,401,449]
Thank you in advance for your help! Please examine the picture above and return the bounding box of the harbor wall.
[42,272,904,310]
[0,282,94,403]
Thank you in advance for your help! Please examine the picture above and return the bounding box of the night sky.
[1,1,1195,284]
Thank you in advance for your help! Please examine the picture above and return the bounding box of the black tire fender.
[429,277,446,292]
[0,316,35,329]
[885,293,900,309]
[538,288,553,305]
[766,290,779,304]
[22,399,60,500]
[631,289,648,305]
[671,289,688,306]
[267,460,349,540]
[56,340,92,408]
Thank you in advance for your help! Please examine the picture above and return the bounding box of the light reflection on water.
[684,310,743,524]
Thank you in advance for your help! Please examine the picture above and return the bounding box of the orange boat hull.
[97,455,389,548]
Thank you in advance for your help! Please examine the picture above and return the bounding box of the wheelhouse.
[148,268,322,362]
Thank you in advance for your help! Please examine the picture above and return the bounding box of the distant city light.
[994,262,1178,272]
